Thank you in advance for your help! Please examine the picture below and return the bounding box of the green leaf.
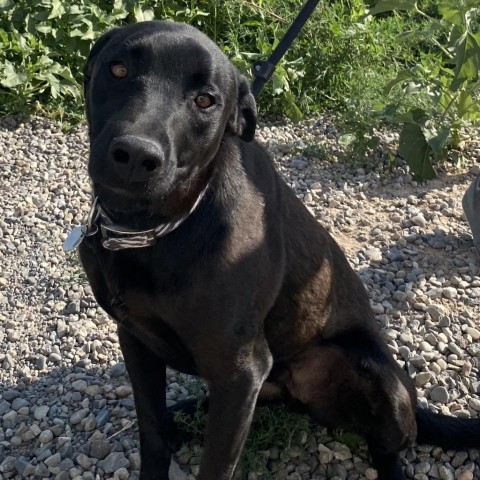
[424,125,450,158]
[1,61,27,88]
[457,89,475,118]
[451,31,480,91]
[69,28,83,37]
[383,69,415,95]
[367,0,416,16]
[134,7,155,22]
[48,0,65,19]
[0,0,13,10]
[338,133,357,146]
[336,431,364,451]
[0,29,9,44]
[36,24,52,34]
[242,20,262,27]
[394,108,428,125]
[438,1,470,24]
[68,5,82,14]
[271,71,286,95]
[399,123,436,182]
[283,92,303,123]
[81,28,96,41]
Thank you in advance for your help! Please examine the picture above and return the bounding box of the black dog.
[78,21,480,480]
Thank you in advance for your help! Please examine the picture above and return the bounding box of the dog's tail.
[416,407,480,449]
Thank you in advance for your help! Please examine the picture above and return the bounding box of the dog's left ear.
[227,72,257,142]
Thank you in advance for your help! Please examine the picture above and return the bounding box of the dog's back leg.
[281,331,417,480]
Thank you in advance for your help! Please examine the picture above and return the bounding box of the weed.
[368,0,480,181]
[174,402,313,478]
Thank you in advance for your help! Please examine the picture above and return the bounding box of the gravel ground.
[0,114,479,480]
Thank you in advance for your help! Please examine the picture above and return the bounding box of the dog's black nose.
[109,135,163,182]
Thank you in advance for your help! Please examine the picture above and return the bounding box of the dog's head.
[84,21,256,219]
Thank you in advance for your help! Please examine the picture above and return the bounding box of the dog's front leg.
[117,326,171,479]
[197,339,272,480]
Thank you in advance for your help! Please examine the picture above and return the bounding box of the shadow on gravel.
[0,364,142,479]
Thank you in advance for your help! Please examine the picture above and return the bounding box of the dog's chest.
[111,289,199,374]
[98,253,200,372]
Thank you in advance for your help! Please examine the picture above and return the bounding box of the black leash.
[250,0,322,99]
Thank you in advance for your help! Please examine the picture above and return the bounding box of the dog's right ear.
[84,28,120,97]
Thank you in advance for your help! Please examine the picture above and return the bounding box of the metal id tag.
[62,197,99,253]
[63,225,88,252]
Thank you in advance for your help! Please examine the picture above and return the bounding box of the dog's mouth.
[90,160,212,232]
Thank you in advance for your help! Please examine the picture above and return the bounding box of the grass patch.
[174,402,314,479]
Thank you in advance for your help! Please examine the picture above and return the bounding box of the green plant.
[368,0,480,181]
[0,0,130,116]
[174,404,312,478]
[0,0,437,127]
[333,428,364,452]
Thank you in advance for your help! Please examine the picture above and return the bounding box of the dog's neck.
[93,164,212,229]
[81,160,214,252]
[94,182,209,251]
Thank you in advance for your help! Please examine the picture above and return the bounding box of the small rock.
[72,379,88,392]
[2,390,21,402]
[110,362,126,378]
[11,398,29,410]
[415,372,431,387]
[469,164,480,175]
[364,247,383,262]
[44,453,61,468]
[468,397,480,411]
[39,430,54,444]
[451,451,468,467]
[114,467,130,480]
[98,452,130,474]
[89,440,112,459]
[430,386,449,404]
[448,342,464,356]
[34,405,50,420]
[0,456,16,473]
[411,214,427,228]
[95,409,110,428]
[365,468,378,480]
[36,355,47,370]
[75,453,92,470]
[70,408,89,425]
[439,316,451,327]
[415,461,431,474]
[442,287,457,299]
[115,385,132,397]
[290,156,308,170]
[48,352,62,363]
[465,327,480,340]
[438,465,454,480]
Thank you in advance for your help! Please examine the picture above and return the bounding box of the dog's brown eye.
[111,62,128,79]
[194,94,215,109]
